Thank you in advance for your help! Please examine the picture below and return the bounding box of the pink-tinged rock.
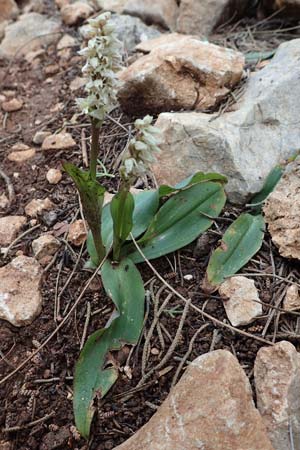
[123,0,179,30]
[283,284,300,311]
[118,36,244,114]
[32,234,60,265]
[263,157,300,260]
[67,220,87,246]
[42,132,76,151]
[115,350,274,450]
[176,0,248,36]
[0,256,43,327]
[255,341,300,450]
[0,0,19,23]
[25,198,54,217]
[219,276,262,327]
[0,216,27,246]
[1,98,23,112]
[8,148,36,162]
[61,2,94,25]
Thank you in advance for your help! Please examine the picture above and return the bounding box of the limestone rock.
[263,157,300,260]
[57,33,78,50]
[123,0,179,31]
[61,2,94,25]
[0,13,61,59]
[219,276,262,327]
[0,216,27,246]
[1,98,23,112]
[8,147,36,162]
[177,0,248,36]
[153,39,300,203]
[261,0,300,18]
[115,350,273,450]
[135,32,201,53]
[67,220,87,246]
[118,36,244,115]
[0,256,42,327]
[111,14,161,54]
[25,198,54,217]
[32,234,60,265]
[46,168,62,184]
[0,0,19,23]
[42,132,76,151]
[33,130,51,144]
[283,284,300,311]
[255,341,300,450]
[97,0,127,13]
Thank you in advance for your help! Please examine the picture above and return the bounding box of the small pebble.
[46,168,62,184]
[2,98,23,112]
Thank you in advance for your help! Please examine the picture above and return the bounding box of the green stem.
[112,183,130,262]
[90,120,101,180]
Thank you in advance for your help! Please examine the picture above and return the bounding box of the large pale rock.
[123,0,178,30]
[283,284,300,311]
[153,39,300,203]
[263,157,300,260]
[261,0,300,18]
[97,0,127,13]
[118,36,244,115]
[0,0,19,23]
[0,13,61,59]
[255,341,300,450]
[115,350,273,450]
[177,0,248,36]
[219,276,262,327]
[0,216,27,246]
[0,256,43,327]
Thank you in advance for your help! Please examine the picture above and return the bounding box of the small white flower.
[120,116,161,181]
[77,12,122,122]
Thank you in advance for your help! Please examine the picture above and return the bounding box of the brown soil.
[1,5,300,450]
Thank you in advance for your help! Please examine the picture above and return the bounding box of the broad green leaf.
[159,171,228,197]
[249,166,283,213]
[245,50,275,64]
[125,181,226,263]
[110,190,134,242]
[86,189,159,266]
[63,162,106,264]
[206,213,265,290]
[74,258,145,438]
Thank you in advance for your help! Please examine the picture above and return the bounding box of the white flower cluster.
[77,12,122,122]
[121,115,161,181]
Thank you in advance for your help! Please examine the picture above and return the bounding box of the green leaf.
[63,162,106,264]
[73,258,145,438]
[86,189,159,266]
[245,50,275,64]
[159,171,228,198]
[111,190,134,260]
[206,213,265,290]
[249,166,283,213]
[125,181,226,263]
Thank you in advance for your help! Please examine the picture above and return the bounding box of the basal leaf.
[73,258,145,438]
[125,181,226,263]
[249,165,283,213]
[159,171,227,198]
[206,213,265,290]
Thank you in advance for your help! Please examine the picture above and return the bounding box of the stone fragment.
[153,39,300,203]
[46,168,62,184]
[8,148,36,162]
[255,341,300,450]
[25,198,54,217]
[57,33,77,50]
[0,0,19,23]
[0,194,9,209]
[32,234,60,265]
[283,284,300,311]
[219,276,262,327]
[44,64,59,75]
[55,0,69,9]
[33,130,51,144]
[115,350,273,450]
[261,0,300,18]
[23,0,44,13]
[70,76,86,91]
[42,132,76,151]
[264,157,300,260]
[123,0,179,30]
[0,216,27,246]
[0,256,42,327]
[61,2,93,25]
[0,13,61,59]
[135,32,200,53]
[67,220,87,246]
[97,0,127,13]
[118,36,244,115]
[1,98,23,112]
[177,0,248,36]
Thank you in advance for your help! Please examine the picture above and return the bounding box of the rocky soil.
[1,1,300,449]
